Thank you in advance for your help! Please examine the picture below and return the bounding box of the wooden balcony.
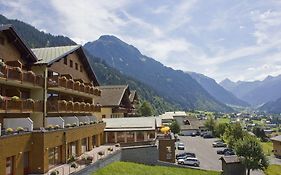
[0,98,43,113]
[0,65,44,88]
[47,100,101,114]
[48,75,101,98]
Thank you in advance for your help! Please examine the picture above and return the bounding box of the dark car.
[191,132,197,137]
[217,148,235,155]
[203,134,214,138]
[176,152,196,160]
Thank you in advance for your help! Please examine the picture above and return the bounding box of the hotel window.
[75,63,78,70]
[48,147,60,168]
[80,65,83,72]
[23,152,29,175]
[0,36,5,45]
[81,138,88,153]
[136,132,144,142]
[117,132,125,143]
[6,156,14,175]
[64,57,67,65]
[69,60,73,68]
[127,132,135,142]
[68,142,77,158]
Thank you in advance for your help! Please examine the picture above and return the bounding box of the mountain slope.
[259,97,281,114]
[0,14,76,48]
[0,14,177,114]
[84,35,233,112]
[188,72,248,107]
[220,75,281,106]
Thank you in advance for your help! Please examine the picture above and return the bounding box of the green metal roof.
[32,45,80,65]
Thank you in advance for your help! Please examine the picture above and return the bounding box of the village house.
[271,135,281,158]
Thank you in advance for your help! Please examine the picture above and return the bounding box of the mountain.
[219,78,238,92]
[84,35,233,112]
[0,14,76,48]
[188,72,248,107]
[259,97,281,114]
[220,75,281,106]
[0,14,177,114]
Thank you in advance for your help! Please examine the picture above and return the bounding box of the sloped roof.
[103,117,156,131]
[31,45,99,86]
[220,155,241,164]
[271,135,281,142]
[0,24,38,63]
[129,90,137,103]
[174,115,205,130]
[32,45,80,64]
[95,85,129,107]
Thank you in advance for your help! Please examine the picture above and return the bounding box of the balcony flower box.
[7,67,22,81]
[72,123,77,127]
[23,71,35,84]
[59,76,68,88]
[65,124,72,128]
[67,79,74,89]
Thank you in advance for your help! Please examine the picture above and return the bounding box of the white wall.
[88,115,97,122]
[62,116,79,126]
[46,117,64,128]
[78,116,90,124]
[3,118,33,131]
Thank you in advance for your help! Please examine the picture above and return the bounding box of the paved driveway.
[176,136,222,171]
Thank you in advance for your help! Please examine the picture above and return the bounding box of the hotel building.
[0,25,105,175]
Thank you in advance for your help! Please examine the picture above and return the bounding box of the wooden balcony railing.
[48,75,101,96]
[47,100,101,113]
[112,107,129,113]
[0,98,43,113]
[0,65,44,87]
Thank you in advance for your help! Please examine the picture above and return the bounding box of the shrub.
[70,162,78,168]
[50,170,59,175]
[47,125,54,130]
[72,123,77,127]
[6,128,14,133]
[11,96,20,101]
[67,155,76,164]
[16,127,24,132]
[98,151,104,156]
[54,125,60,129]
[65,124,71,128]
[79,122,84,126]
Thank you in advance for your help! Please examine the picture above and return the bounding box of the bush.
[6,128,14,133]
[65,124,71,128]
[72,123,77,127]
[98,151,104,156]
[50,170,59,175]
[70,162,78,168]
[16,127,24,132]
[54,125,60,129]
[11,96,20,101]
[67,155,76,164]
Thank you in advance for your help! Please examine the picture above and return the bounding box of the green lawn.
[92,162,220,175]
[265,164,281,175]
[261,142,273,156]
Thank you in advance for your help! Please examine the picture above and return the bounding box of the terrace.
[47,100,101,114]
[0,62,44,88]
[0,97,43,113]
[48,75,101,98]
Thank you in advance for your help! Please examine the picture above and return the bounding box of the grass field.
[265,164,281,175]
[261,142,273,156]
[92,162,221,175]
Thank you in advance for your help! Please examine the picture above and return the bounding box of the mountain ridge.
[84,35,233,112]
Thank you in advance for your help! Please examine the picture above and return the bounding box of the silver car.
[178,157,200,167]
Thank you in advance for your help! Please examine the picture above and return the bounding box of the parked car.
[217,148,235,155]
[177,143,185,150]
[212,141,227,147]
[176,152,196,160]
[191,132,197,137]
[203,134,214,138]
[178,157,200,167]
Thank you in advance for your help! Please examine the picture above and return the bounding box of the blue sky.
[1,0,281,82]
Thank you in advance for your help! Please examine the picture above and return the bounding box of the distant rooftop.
[271,135,281,142]
[220,155,241,164]
[103,117,156,131]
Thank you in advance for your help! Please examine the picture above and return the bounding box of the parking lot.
[176,136,222,171]
[176,136,265,175]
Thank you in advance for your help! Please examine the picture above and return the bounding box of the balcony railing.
[0,65,44,87]
[48,75,101,96]
[47,100,101,113]
[0,98,43,113]
[112,107,129,113]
